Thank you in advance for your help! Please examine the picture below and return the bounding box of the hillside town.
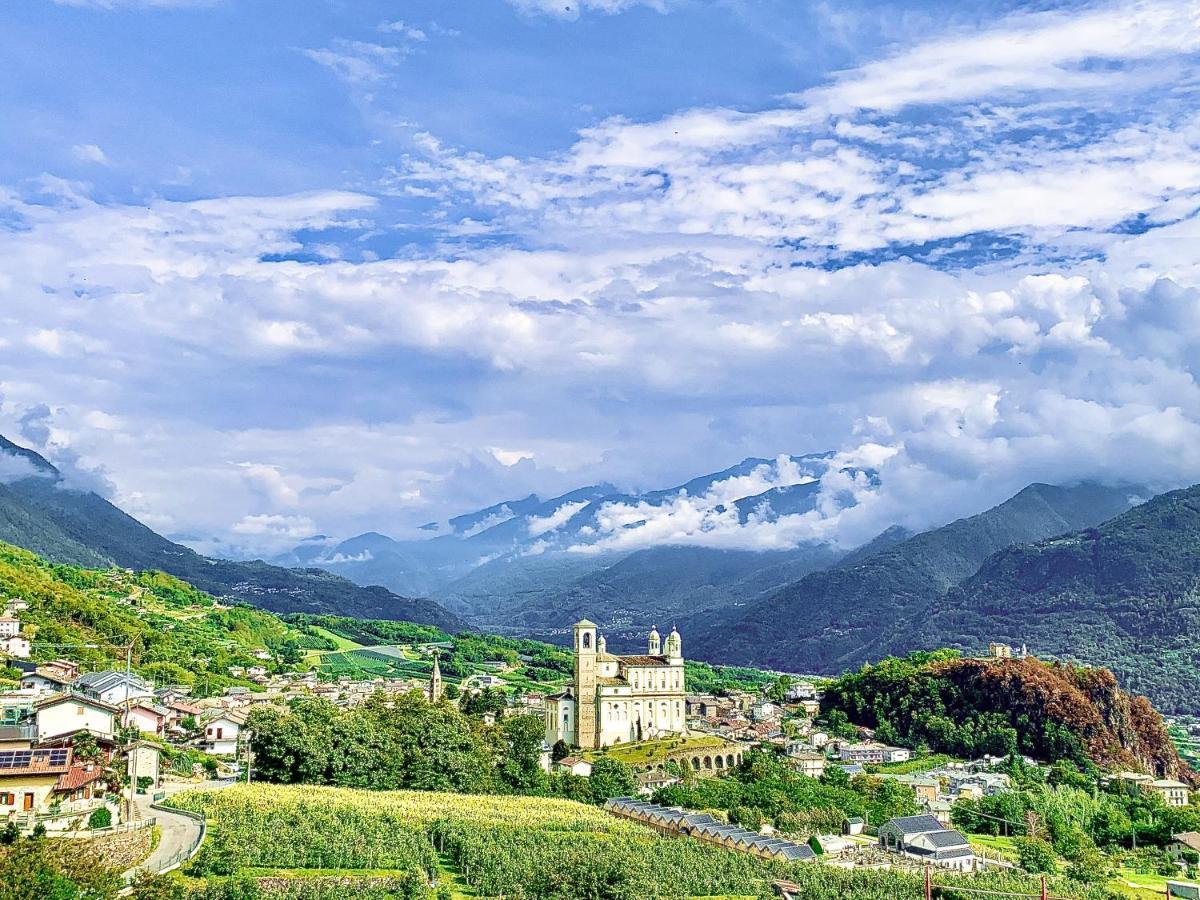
[2,597,1198,898]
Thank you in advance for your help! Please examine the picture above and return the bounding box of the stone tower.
[430,650,443,702]
[648,626,661,655]
[574,620,598,749]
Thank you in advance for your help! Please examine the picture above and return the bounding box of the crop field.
[171,784,797,899]
[171,785,1126,900]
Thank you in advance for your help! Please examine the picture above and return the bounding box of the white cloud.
[5,0,1200,557]
[71,144,109,165]
[526,500,589,536]
[303,40,409,84]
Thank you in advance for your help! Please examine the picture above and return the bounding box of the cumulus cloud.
[71,144,109,165]
[527,500,589,537]
[4,0,1200,556]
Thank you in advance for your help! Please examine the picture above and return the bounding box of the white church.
[545,619,688,750]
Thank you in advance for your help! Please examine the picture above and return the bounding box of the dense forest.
[821,651,1196,782]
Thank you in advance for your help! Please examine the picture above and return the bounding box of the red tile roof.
[55,764,104,792]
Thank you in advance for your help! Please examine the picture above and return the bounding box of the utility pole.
[125,642,137,825]
[244,729,253,785]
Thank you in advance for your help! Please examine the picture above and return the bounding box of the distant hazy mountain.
[278,453,869,629]
[898,485,1200,714]
[0,437,462,630]
[689,482,1143,673]
[447,542,846,649]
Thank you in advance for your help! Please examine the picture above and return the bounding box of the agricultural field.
[169,784,1131,900]
[170,783,799,899]
[1168,720,1199,769]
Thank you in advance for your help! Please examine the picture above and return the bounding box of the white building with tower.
[545,619,688,750]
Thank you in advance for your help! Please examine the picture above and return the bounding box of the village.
[1,601,1197,897]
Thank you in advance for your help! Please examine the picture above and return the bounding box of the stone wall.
[68,823,155,872]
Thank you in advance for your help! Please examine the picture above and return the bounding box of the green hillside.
[904,485,1200,714]
[0,436,462,630]
[692,482,1139,675]
[0,541,336,693]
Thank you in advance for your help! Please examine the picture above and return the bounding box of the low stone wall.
[69,824,155,872]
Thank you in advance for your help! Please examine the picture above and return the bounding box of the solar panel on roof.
[48,749,69,765]
[0,750,32,769]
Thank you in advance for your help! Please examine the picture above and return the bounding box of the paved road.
[124,779,229,880]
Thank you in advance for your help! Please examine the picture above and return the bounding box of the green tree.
[587,757,636,804]
[88,807,112,829]
[766,675,792,703]
[499,714,546,793]
[1015,837,1058,874]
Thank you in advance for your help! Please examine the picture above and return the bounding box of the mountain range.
[3,432,1197,713]
[0,436,462,631]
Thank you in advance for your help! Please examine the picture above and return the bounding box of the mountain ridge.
[0,436,463,631]
[688,481,1143,674]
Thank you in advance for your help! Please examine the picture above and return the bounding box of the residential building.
[0,746,73,814]
[784,748,826,779]
[34,693,118,741]
[75,671,153,706]
[1146,779,1192,807]
[0,615,19,638]
[123,700,170,738]
[839,742,887,764]
[556,756,593,777]
[0,635,30,659]
[883,747,913,763]
[127,743,161,789]
[202,710,247,755]
[53,761,106,809]
[1169,832,1200,863]
[635,769,679,795]
[21,667,75,694]
[878,814,976,872]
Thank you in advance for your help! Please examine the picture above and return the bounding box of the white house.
[556,756,593,777]
[0,635,30,659]
[0,615,19,638]
[202,710,247,755]
[20,667,75,694]
[127,743,162,789]
[878,814,977,872]
[74,671,153,706]
[34,693,118,741]
[123,700,170,738]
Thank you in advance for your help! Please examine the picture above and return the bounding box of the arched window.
[582,633,591,650]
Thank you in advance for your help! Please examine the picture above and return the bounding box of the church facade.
[545,619,687,750]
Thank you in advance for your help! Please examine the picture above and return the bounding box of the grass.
[865,753,961,775]
[966,833,1021,864]
[1110,867,1178,898]
[311,626,363,652]
[587,735,734,766]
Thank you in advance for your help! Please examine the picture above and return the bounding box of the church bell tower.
[574,620,599,749]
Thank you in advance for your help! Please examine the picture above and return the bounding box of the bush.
[88,807,113,830]
[1016,836,1058,874]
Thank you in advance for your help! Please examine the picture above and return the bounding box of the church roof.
[617,655,670,666]
[574,619,598,628]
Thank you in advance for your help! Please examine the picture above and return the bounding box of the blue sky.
[2,0,1200,557]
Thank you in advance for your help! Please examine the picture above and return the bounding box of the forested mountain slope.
[900,485,1200,714]
[690,482,1140,674]
[0,437,462,630]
